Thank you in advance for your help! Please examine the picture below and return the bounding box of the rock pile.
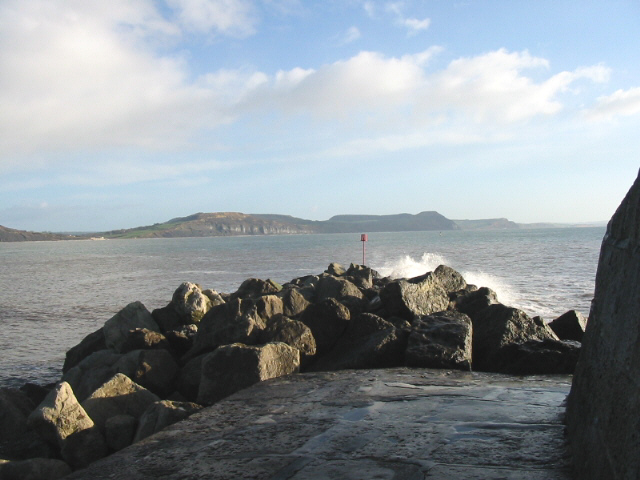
[0,263,585,478]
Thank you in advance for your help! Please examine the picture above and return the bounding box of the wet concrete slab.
[65,368,573,479]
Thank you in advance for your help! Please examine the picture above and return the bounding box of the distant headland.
[0,211,604,242]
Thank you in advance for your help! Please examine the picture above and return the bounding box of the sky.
[1,1,640,232]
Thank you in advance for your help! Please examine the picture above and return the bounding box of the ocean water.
[0,227,605,388]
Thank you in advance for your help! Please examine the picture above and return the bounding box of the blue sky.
[1,0,639,232]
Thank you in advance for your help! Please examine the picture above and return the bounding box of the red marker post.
[361,233,368,265]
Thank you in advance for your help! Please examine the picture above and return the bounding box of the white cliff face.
[566,169,640,480]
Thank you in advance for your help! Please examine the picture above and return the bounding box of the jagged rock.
[380,272,449,320]
[309,313,407,371]
[548,310,587,341]
[345,264,376,289]
[119,328,170,353]
[133,400,203,443]
[566,171,640,480]
[0,388,50,460]
[61,350,123,402]
[433,265,467,295]
[27,382,94,448]
[177,354,207,402]
[405,311,473,370]
[172,282,212,324]
[186,298,266,359]
[255,294,284,321]
[202,289,226,307]
[279,287,311,318]
[164,324,198,357]
[19,384,51,408]
[498,339,581,374]
[151,304,182,333]
[259,314,316,363]
[325,262,346,276]
[104,415,137,452]
[0,458,71,480]
[316,275,365,308]
[81,374,160,432]
[103,302,160,354]
[452,286,498,317]
[114,349,179,398]
[471,304,558,372]
[197,342,300,405]
[60,427,108,470]
[231,278,281,300]
[300,298,351,354]
[63,328,106,373]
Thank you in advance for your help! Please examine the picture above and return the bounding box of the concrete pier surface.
[66,368,573,480]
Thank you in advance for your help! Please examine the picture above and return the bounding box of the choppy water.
[0,227,605,388]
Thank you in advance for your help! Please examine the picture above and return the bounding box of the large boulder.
[114,349,180,398]
[498,339,581,375]
[0,458,71,480]
[451,286,499,318]
[81,374,160,432]
[60,427,108,470]
[132,400,203,443]
[548,310,587,342]
[27,382,94,448]
[566,171,640,479]
[197,342,300,405]
[231,278,281,300]
[300,298,351,354]
[119,328,170,353]
[405,311,473,370]
[279,287,312,318]
[62,328,106,373]
[177,354,207,402]
[0,388,50,460]
[260,314,316,364]
[432,265,467,295]
[255,294,284,322]
[61,350,123,402]
[103,302,160,353]
[171,282,213,324]
[308,313,408,371]
[380,272,449,320]
[315,275,365,309]
[186,298,266,359]
[104,414,137,452]
[471,304,558,372]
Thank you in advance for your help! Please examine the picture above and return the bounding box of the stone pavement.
[66,368,573,479]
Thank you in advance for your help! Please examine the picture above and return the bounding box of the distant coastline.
[0,211,606,242]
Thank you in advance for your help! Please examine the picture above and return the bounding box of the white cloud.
[166,0,257,36]
[586,86,640,121]
[343,26,362,44]
[384,2,430,35]
[403,17,430,34]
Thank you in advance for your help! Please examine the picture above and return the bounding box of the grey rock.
[119,328,170,353]
[104,415,137,452]
[316,275,365,308]
[172,282,212,324]
[499,339,581,374]
[548,310,587,342]
[309,313,407,371]
[151,304,183,334]
[0,388,50,460]
[231,278,281,300]
[187,298,266,359]
[27,382,94,447]
[300,298,351,354]
[325,262,346,276]
[260,314,316,363]
[405,311,473,370]
[61,350,123,402]
[433,264,467,294]
[133,400,203,443]
[114,349,179,398]
[177,354,206,402]
[566,171,640,480]
[60,427,108,470]
[279,287,312,318]
[0,458,71,480]
[452,286,498,318]
[345,263,377,289]
[103,302,160,353]
[81,374,160,432]
[472,304,559,372]
[63,328,106,373]
[164,324,198,357]
[380,272,449,320]
[197,342,300,405]
[255,294,284,322]
[202,289,226,307]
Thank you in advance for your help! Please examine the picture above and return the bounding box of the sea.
[0,227,605,389]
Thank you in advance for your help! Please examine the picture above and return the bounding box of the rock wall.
[566,170,640,479]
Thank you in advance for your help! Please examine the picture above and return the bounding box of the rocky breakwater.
[0,263,586,479]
